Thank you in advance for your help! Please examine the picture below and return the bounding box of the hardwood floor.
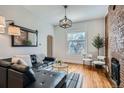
[66,63,112,88]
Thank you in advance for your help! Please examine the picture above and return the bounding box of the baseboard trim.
[64,62,80,64]
[63,61,83,65]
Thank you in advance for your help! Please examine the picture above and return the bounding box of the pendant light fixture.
[59,5,72,29]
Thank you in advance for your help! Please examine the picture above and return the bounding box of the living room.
[0,1,124,90]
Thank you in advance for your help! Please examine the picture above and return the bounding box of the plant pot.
[95,64,103,69]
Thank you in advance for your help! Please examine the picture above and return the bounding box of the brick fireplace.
[106,5,124,87]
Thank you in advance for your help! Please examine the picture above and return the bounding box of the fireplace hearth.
[111,58,120,87]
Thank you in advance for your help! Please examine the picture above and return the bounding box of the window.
[67,32,86,55]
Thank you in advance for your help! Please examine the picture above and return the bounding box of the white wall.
[0,6,54,59]
[53,18,105,64]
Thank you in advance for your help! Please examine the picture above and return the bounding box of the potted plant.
[92,34,104,56]
[56,60,62,65]
[22,40,32,45]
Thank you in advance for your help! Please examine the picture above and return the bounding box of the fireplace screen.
[111,58,120,87]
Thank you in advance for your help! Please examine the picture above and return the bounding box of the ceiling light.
[59,5,72,29]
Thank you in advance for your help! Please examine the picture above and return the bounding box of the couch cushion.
[12,58,35,76]
[0,60,11,67]
[11,64,29,73]
[11,64,36,82]
[2,58,12,62]
[13,55,32,67]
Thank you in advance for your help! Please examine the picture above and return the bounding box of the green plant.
[56,60,62,65]
[92,34,104,56]
[22,40,32,45]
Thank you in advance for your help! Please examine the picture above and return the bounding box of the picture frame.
[11,25,38,47]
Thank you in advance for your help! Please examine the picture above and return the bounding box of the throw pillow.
[14,55,32,67]
[17,59,28,66]
[12,56,28,66]
[30,55,37,64]
[11,56,21,64]
[36,54,45,63]
[29,68,35,75]
[25,68,36,82]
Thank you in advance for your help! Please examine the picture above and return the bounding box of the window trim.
[66,31,88,56]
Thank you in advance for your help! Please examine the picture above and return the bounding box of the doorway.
[47,35,53,57]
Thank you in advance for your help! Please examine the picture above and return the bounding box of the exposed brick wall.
[108,5,124,87]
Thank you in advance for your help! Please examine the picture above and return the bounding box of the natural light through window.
[67,32,86,55]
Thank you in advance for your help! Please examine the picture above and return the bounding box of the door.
[47,35,53,57]
[105,14,109,65]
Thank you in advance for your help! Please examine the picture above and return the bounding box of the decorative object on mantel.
[11,23,38,47]
[0,16,21,35]
[59,5,72,29]
[92,34,104,56]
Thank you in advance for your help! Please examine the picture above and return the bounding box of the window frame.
[66,31,87,56]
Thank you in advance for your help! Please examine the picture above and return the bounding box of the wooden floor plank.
[66,63,112,88]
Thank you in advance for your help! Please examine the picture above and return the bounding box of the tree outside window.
[67,32,86,55]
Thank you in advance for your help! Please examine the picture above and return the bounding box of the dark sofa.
[7,64,66,88]
[0,55,67,88]
[0,60,11,88]
[0,55,82,88]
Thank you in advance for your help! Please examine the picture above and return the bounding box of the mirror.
[11,25,38,47]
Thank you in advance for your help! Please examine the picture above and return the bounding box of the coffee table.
[52,63,68,73]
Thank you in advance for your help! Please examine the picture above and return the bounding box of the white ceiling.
[23,5,108,25]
